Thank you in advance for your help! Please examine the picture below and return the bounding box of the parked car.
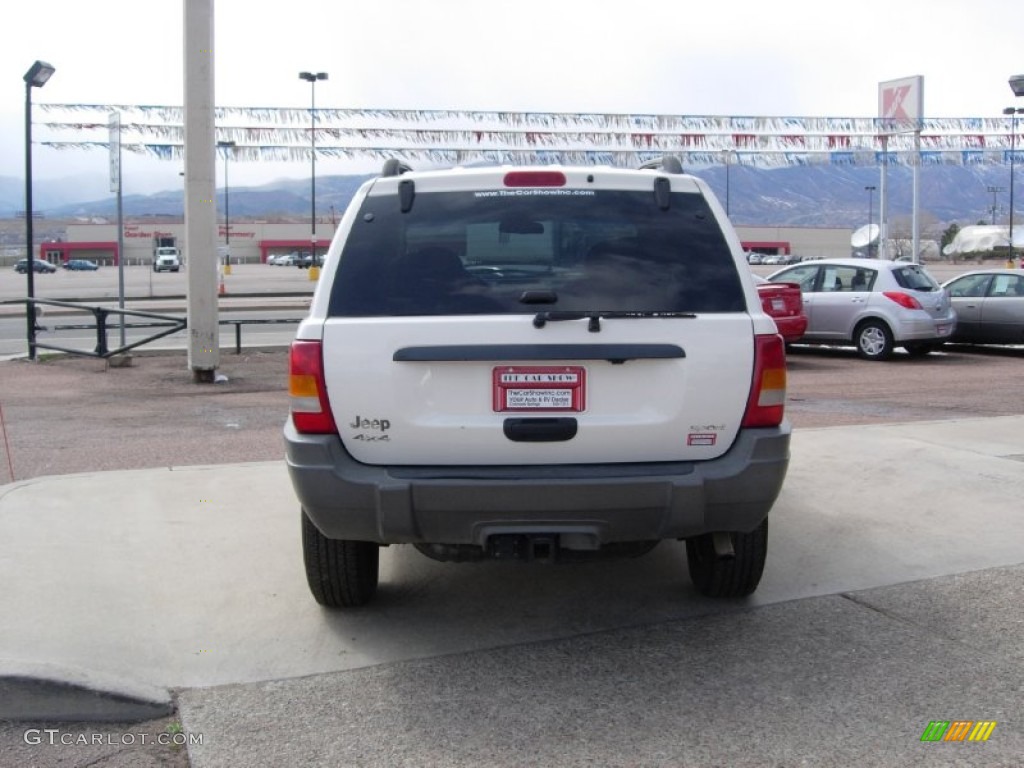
[941,269,1024,346]
[767,258,955,360]
[753,274,807,343]
[285,156,791,607]
[63,259,99,271]
[273,253,299,266]
[14,259,57,274]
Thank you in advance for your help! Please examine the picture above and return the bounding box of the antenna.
[850,224,880,248]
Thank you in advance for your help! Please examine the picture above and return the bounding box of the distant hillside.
[0,164,1013,231]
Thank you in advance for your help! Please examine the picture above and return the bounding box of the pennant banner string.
[34,104,1024,168]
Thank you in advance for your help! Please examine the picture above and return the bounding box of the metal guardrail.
[220,318,301,354]
[29,298,186,359]
[25,298,300,358]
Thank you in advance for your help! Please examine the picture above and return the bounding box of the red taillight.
[503,171,567,188]
[882,291,923,310]
[742,334,787,428]
[288,340,337,434]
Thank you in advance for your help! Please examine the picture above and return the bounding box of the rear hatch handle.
[503,417,578,442]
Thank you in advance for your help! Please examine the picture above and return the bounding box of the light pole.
[987,185,1004,225]
[299,71,327,278]
[217,140,235,276]
[1011,76,1024,262]
[722,149,737,216]
[1004,107,1024,261]
[865,185,877,258]
[23,60,55,361]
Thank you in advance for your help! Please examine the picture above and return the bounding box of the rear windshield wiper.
[533,310,696,331]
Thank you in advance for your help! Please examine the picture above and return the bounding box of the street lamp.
[987,186,1004,225]
[217,140,235,275]
[1004,107,1024,260]
[299,71,327,276]
[23,60,55,361]
[865,185,877,258]
[722,149,737,216]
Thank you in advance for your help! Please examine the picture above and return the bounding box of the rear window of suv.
[328,188,744,316]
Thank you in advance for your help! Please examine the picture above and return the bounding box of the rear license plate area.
[493,366,586,412]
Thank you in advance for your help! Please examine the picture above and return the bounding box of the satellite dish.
[850,224,880,248]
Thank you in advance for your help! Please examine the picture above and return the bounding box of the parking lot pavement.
[0,415,1022,765]
[176,566,1024,768]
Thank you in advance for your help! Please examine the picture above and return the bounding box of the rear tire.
[301,508,379,607]
[855,320,894,361]
[686,518,768,598]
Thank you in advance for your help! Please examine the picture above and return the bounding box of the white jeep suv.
[285,157,790,607]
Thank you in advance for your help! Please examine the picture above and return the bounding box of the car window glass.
[329,188,745,316]
[947,274,991,298]
[771,264,818,292]
[849,269,874,291]
[819,266,870,293]
[988,274,1024,297]
[892,265,938,291]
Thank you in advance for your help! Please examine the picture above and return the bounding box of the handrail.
[22,298,301,358]
[28,298,186,359]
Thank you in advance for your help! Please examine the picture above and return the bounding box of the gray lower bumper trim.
[284,422,790,547]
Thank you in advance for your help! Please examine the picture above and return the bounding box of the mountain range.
[0,164,1017,233]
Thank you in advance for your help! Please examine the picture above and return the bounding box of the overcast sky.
[2,0,1024,194]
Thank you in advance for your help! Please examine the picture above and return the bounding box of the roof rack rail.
[381,158,414,177]
[639,155,684,175]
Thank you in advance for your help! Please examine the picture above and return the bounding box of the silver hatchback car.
[767,259,955,360]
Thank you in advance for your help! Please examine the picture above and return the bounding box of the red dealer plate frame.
[492,366,587,412]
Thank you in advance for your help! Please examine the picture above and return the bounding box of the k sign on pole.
[183,0,219,381]
[879,76,924,262]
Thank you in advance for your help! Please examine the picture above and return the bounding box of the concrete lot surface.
[0,415,1022,766]
[1,342,1023,767]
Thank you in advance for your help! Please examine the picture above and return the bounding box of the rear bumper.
[893,312,956,342]
[775,315,808,343]
[284,421,791,547]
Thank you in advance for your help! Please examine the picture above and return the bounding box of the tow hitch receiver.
[488,534,559,563]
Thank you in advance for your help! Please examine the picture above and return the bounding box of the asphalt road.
[0,263,313,358]
[0,262,318,303]
[0,308,302,359]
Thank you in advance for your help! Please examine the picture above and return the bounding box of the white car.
[767,258,956,360]
[285,156,791,607]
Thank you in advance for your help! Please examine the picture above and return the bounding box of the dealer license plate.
[492,366,587,412]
